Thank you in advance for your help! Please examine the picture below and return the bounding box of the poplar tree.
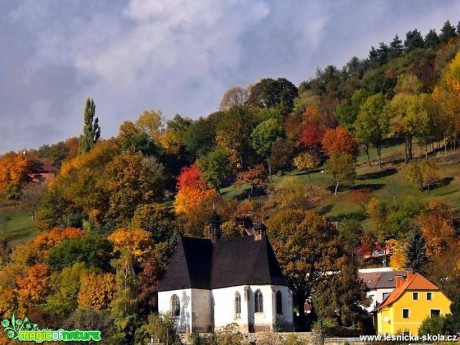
[78,98,101,154]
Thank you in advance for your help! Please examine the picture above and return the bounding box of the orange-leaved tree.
[16,263,51,314]
[322,126,359,158]
[77,272,116,310]
[174,164,215,214]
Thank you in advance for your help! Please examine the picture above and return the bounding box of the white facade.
[158,285,293,333]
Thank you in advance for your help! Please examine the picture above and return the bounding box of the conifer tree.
[405,226,427,273]
[78,98,101,154]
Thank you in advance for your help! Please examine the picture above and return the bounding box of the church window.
[255,290,263,313]
[276,291,283,314]
[235,292,241,317]
[171,294,180,317]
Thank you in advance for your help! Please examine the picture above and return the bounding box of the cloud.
[0,0,459,153]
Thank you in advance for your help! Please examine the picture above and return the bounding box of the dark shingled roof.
[158,235,288,292]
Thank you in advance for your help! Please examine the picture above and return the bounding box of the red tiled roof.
[376,272,440,310]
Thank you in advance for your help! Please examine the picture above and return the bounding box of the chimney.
[395,274,404,288]
[209,209,221,244]
[253,222,267,241]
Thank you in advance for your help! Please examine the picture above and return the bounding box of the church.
[158,211,294,333]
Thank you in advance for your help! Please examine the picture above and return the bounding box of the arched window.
[276,291,283,314]
[171,294,180,317]
[235,292,241,317]
[255,290,263,313]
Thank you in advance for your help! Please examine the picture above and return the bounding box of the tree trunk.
[334,181,339,195]
[267,161,272,180]
[296,294,308,331]
[377,145,382,170]
[308,173,314,194]
[408,134,413,161]
[365,145,371,167]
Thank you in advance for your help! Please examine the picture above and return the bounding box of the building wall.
[213,284,293,332]
[366,288,394,312]
[158,289,193,333]
[377,290,451,335]
[191,289,212,332]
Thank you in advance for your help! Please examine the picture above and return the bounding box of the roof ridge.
[180,237,193,288]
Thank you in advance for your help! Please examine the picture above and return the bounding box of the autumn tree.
[388,239,406,270]
[77,272,116,310]
[135,110,164,141]
[78,98,101,154]
[325,153,357,195]
[293,153,320,193]
[348,188,374,210]
[236,164,268,198]
[405,226,427,273]
[335,89,369,130]
[102,151,165,226]
[16,263,51,314]
[0,152,31,193]
[108,228,154,262]
[131,203,177,243]
[174,164,215,214]
[355,93,390,168]
[219,86,249,110]
[298,117,326,153]
[268,139,295,174]
[322,126,359,158]
[267,210,366,329]
[405,160,442,193]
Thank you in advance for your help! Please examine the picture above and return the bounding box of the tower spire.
[209,208,221,244]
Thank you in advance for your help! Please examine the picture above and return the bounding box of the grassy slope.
[223,143,460,217]
[0,207,39,247]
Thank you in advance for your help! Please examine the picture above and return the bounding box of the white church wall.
[213,285,250,331]
[249,285,276,332]
[273,285,294,331]
[190,289,212,332]
[158,289,192,333]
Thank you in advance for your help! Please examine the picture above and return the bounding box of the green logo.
[1,314,101,343]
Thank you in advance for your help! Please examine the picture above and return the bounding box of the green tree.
[44,262,87,318]
[405,226,427,273]
[355,93,390,168]
[405,160,441,194]
[439,20,457,43]
[390,74,429,163]
[419,316,447,336]
[251,118,284,176]
[425,29,440,48]
[197,148,232,192]
[293,153,320,193]
[404,29,424,51]
[46,233,113,271]
[268,139,295,174]
[446,293,460,334]
[247,78,298,112]
[389,34,403,59]
[325,153,357,195]
[111,250,140,345]
[78,98,101,154]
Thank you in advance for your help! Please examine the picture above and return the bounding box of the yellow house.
[375,271,451,335]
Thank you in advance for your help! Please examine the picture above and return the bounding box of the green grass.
[222,142,460,217]
[0,208,39,247]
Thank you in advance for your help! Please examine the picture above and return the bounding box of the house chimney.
[253,222,267,241]
[395,275,404,288]
[209,209,221,244]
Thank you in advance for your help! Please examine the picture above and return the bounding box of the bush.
[418,316,448,336]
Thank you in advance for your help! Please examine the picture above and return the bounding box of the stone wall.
[180,331,323,345]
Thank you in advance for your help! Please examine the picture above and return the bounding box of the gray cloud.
[0,0,459,153]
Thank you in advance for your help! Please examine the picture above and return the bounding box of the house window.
[171,294,180,317]
[427,292,432,300]
[382,292,389,300]
[276,291,283,314]
[431,309,440,317]
[402,309,409,319]
[235,292,241,317]
[413,292,419,300]
[255,290,263,313]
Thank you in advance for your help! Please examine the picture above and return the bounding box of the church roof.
[158,235,288,292]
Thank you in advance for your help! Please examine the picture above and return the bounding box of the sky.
[0,0,459,154]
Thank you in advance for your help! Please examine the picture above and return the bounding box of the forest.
[0,20,460,344]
